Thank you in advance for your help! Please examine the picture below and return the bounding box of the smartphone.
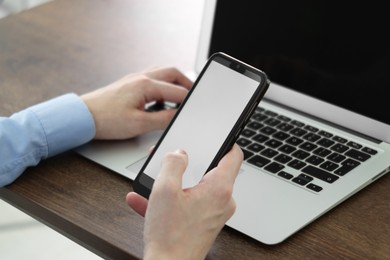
[133,52,270,199]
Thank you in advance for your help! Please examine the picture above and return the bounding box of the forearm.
[0,93,95,187]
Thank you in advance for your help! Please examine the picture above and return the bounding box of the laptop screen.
[208,1,390,125]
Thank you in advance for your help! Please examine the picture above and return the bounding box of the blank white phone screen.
[144,60,260,188]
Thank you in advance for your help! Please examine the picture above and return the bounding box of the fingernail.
[175,149,187,155]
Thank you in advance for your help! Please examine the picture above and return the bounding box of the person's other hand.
[126,144,243,259]
[81,67,192,140]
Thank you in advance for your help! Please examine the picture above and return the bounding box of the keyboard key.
[260,126,277,135]
[278,171,294,180]
[317,138,335,148]
[327,152,346,163]
[247,155,270,168]
[265,139,283,148]
[247,143,265,153]
[256,107,265,113]
[292,173,313,185]
[278,144,296,154]
[252,113,268,122]
[303,133,321,142]
[299,142,318,152]
[347,141,362,149]
[345,149,370,162]
[264,110,278,117]
[241,128,256,138]
[313,147,332,157]
[288,159,306,170]
[276,123,294,131]
[237,138,252,147]
[291,120,305,127]
[334,158,360,176]
[286,136,304,146]
[330,143,349,153]
[247,121,263,130]
[332,135,347,143]
[261,148,279,158]
[302,165,339,183]
[264,162,284,173]
[305,155,324,166]
[273,131,290,140]
[319,161,338,171]
[318,130,333,138]
[290,128,307,137]
[304,125,319,132]
[264,118,281,126]
[274,154,292,164]
[292,150,310,160]
[252,133,269,143]
[277,115,291,122]
[307,183,323,192]
[362,147,378,155]
[242,149,254,160]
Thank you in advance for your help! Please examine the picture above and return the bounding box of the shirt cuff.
[28,93,96,157]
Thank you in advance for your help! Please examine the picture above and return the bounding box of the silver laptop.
[76,0,390,245]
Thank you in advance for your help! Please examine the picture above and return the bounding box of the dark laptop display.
[209,1,390,125]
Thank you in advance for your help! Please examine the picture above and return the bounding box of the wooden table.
[1,1,389,259]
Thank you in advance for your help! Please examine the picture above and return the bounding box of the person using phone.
[127,144,243,259]
[0,66,244,258]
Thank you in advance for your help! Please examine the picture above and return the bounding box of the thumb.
[153,149,188,191]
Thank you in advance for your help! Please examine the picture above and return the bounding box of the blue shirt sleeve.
[0,93,96,187]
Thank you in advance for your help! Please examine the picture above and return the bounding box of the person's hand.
[126,144,243,260]
[81,67,192,140]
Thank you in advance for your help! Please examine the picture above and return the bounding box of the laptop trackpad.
[75,130,163,180]
[126,156,147,175]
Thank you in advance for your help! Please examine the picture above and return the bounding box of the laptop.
[76,0,390,245]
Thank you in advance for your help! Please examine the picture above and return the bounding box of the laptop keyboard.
[237,106,378,193]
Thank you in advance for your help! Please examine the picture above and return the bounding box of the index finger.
[143,79,189,105]
[145,67,193,90]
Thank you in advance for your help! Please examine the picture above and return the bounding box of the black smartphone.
[133,52,270,199]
